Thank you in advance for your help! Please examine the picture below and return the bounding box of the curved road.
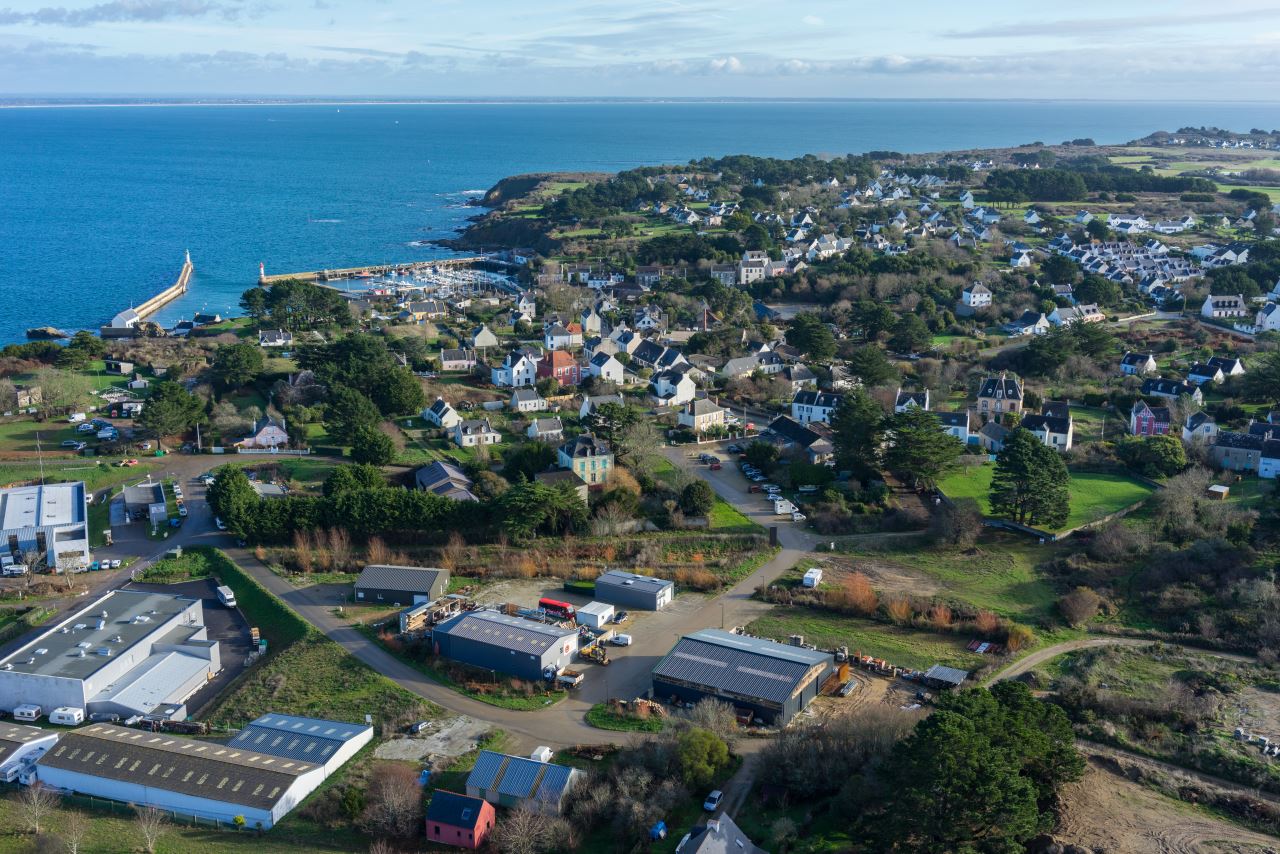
[984,636,1257,687]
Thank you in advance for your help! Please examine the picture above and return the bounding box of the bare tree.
[489,805,554,854]
[368,840,397,854]
[133,805,167,854]
[60,809,91,854]
[33,367,91,418]
[359,763,421,838]
[14,782,60,835]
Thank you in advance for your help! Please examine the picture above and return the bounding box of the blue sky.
[1,0,1278,98]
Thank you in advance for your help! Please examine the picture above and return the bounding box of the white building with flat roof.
[0,589,220,719]
[0,481,89,570]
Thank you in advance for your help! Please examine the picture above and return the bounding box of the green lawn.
[747,608,982,671]
[0,459,158,491]
[585,702,665,732]
[0,419,83,453]
[938,465,1156,532]
[1215,183,1280,201]
[707,496,763,533]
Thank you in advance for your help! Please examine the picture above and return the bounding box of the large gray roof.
[433,610,577,655]
[596,570,673,594]
[355,565,447,594]
[653,629,832,705]
[0,723,57,766]
[227,714,372,764]
[0,482,85,530]
[39,724,316,810]
[676,813,765,854]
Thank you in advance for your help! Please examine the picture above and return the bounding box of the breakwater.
[100,251,193,337]
[258,256,491,285]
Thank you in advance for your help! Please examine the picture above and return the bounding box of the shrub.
[1005,622,1035,651]
[1058,586,1103,626]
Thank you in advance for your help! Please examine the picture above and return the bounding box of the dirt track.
[985,637,1256,686]
[1057,759,1280,853]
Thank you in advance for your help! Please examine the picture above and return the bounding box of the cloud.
[944,8,1280,39]
[0,0,245,27]
[801,15,822,26]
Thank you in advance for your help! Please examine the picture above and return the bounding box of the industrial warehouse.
[35,723,335,829]
[225,713,373,779]
[464,749,583,815]
[651,629,834,726]
[0,480,90,570]
[593,570,674,610]
[354,564,450,606]
[0,588,221,720]
[430,609,579,681]
[0,723,59,783]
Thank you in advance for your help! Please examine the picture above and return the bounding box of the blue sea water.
[3,99,1280,344]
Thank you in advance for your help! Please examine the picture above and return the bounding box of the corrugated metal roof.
[38,724,313,810]
[596,571,673,595]
[0,723,56,766]
[354,565,446,594]
[434,610,577,655]
[533,763,575,803]
[653,631,831,705]
[495,756,543,798]
[924,664,969,686]
[227,714,371,764]
[466,749,507,791]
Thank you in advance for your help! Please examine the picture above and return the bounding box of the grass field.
[0,419,84,453]
[1215,184,1280,201]
[938,465,1156,531]
[707,496,762,533]
[0,459,157,491]
[585,702,665,732]
[747,608,983,671]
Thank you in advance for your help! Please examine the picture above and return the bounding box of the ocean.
[3,99,1280,344]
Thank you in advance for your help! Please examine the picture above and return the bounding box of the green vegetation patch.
[586,702,665,733]
[938,465,1155,531]
[746,608,982,671]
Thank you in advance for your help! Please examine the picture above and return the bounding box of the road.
[984,636,1257,686]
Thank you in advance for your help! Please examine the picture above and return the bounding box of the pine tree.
[990,429,1070,527]
[883,407,964,489]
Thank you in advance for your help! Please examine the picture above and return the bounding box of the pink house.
[236,417,290,449]
[426,791,495,850]
[1129,401,1171,437]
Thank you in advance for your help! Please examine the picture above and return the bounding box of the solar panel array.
[653,634,829,704]
[465,750,578,803]
[227,714,369,764]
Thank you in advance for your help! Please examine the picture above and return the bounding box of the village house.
[258,329,293,348]
[1183,411,1218,444]
[587,352,625,384]
[399,299,448,322]
[1021,409,1074,452]
[650,369,697,407]
[764,415,835,464]
[470,324,500,350]
[1120,352,1158,376]
[509,388,548,414]
[490,350,538,388]
[961,282,992,309]
[440,348,477,372]
[935,410,971,444]
[537,350,581,387]
[678,398,727,433]
[1201,294,1249,320]
[1141,377,1204,405]
[543,322,583,351]
[10,385,41,408]
[894,389,930,414]
[1258,302,1280,334]
[978,420,1010,454]
[792,390,843,425]
[558,433,613,485]
[526,417,564,443]
[415,461,477,502]
[781,363,818,392]
[1129,401,1172,437]
[1210,431,1264,472]
[423,397,462,429]
[1003,311,1050,337]
[579,393,624,420]
[236,417,289,450]
[1187,363,1225,386]
[1207,355,1247,377]
[425,790,494,850]
[977,373,1024,418]
[453,419,501,448]
[1049,303,1104,327]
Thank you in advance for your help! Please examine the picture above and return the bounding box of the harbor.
[259,255,524,299]
[98,251,194,338]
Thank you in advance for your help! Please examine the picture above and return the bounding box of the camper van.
[13,704,42,722]
[49,707,85,726]
[216,585,237,608]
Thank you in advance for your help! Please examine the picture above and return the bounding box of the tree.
[13,782,59,835]
[990,429,1070,527]
[322,463,386,497]
[1039,254,1078,285]
[1069,315,1116,357]
[489,805,555,854]
[882,408,964,489]
[503,442,556,483]
[829,386,885,475]
[368,365,426,416]
[1085,218,1112,241]
[1243,350,1280,402]
[1074,274,1121,308]
[360,763,421,838]
[325,385,381,445]
[889,313,932,353]
[133,805,167,854]
[680,480,715,516]
[590,401,637,446]
[211,342,265,390]
[1116,434,1187,478]
[350,425,395,466]
[676,727,730,790]
[239,278,353,331]
[61,809,91,854]
[846,345,897,387]
[851,300,897,340]
[206,465,259,533]
[137,381,205,438]
[1058,586,1102,626]
[787,313,836,362]
[743,440,779,470]
[33,367,91,418]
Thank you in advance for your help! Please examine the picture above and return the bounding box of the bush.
[1058,586,1102,626]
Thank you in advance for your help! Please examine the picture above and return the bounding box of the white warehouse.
[37,723,327,829]
[0,481,89,570]
[0,723,60,783]
[226,713,373,779]
[0,589,220,719]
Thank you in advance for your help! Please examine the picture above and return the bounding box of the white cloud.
[801,14,823,26]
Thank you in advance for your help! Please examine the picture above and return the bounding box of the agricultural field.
[937,464,1156,531]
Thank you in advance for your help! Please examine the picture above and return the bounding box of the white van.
[67,412,86,423]
[49,707,85,726]
[13,704,42,722]
[216,585,237,608]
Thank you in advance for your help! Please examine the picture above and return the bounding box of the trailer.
[802,567,823,588]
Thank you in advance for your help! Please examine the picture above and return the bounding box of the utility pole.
[35,432,45,485]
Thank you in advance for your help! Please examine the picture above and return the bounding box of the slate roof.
[1041,401,1071,420]
[978,374,1022,400]
[1186,412,1215,430]
[511,388,544,404]
[1020,414,1071,435]
[415,460,476,501]
[676,813,766,854]
[560,433,611,459]
[766,415,824,448]
[1142,378,1198,397]
[1215,431,1264,451]
[684,398,723,416]
[794,390,843,410]
[38,724,315,810]
[355,565,447,594]
[979,421,1010,442]
[934,410,970,428]
[433,610,578,655]
[227,714,371,765]
[529,417,564,435]
[426,790,488,829]
[652,628,832,705]
[466,750,579,802]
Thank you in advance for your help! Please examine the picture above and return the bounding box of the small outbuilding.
[353,565,450,607]
[575,601,615,630]
[464,749,583,814]
[1207,484,1230,501]
[594,570,674,611]
[426,790,495,850]
[923,664,969,690]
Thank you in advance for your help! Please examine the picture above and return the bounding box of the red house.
[426,790,495,849]
[538,350,581,386]
[1129,401,1171,437]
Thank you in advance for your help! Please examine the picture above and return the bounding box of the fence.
[54,791,262,831]
[235,448,313,456]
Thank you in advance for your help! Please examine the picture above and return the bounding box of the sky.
[1,0,1279,99]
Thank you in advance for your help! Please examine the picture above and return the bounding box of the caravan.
[49,707,85,726]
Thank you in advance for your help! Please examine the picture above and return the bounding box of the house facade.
[678,398,726,433]
[976,373,1023,418]
[236,417,289,450]
[558,434,613,485]
[1129,401,1171,437]
[452,419,500,447]
[791,390,843,425]
[423,398,462,429]
[490,351,538,388]
[537,350,581,387]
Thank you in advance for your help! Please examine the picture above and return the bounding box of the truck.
[216,585,237,608]
[555,669,584,689]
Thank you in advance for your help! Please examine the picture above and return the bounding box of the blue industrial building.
[431,610,579,680]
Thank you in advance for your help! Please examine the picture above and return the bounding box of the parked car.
[60,440,80,448]
[703,791,723,812]
[791,511,807,522]
[108,559,122,569]
[726,444,743,454]
[748,484,762,493]
[611,634,633,646]
[178,505,188,517]
[409,720,431,734]
[614,610,629,623]
[709,462,721,471]
[797,485,819,493]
